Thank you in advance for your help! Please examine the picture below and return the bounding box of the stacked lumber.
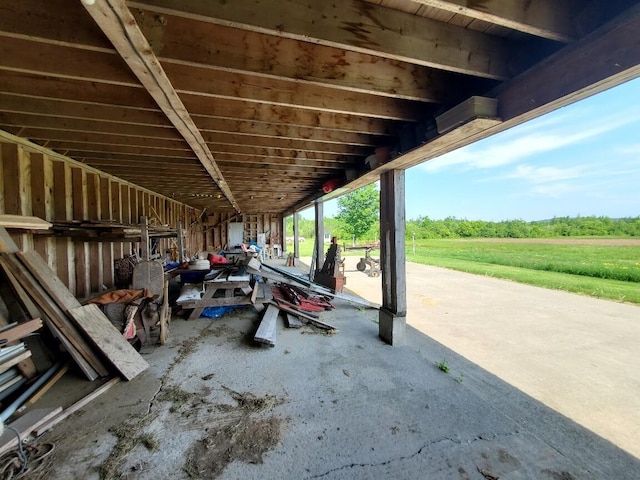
[0,227,148,383]
[0,214,52,231]
[46,220,177,241]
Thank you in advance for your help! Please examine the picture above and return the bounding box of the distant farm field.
[406,238,640,304]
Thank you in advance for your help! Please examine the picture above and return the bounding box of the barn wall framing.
[0,132,203,297]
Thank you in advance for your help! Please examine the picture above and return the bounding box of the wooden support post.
[281,216,287,255]
[177,220,184,263]
[52,161,70,288]
[293,211,299,259]
[379,169,407,345]
[30,153,48,261]
[314,199,324,279]
[140,216,149,261]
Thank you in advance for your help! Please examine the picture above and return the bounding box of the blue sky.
[303,77,640,222]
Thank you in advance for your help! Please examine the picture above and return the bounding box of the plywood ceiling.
[1,0,639,214]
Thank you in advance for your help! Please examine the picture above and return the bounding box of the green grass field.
[408,239,640,304]
[289,238,640,304]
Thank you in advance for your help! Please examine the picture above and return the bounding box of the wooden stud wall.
[202,212,282,253]
[0,135,203,297]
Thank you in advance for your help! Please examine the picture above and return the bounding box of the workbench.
[178,271,260,320]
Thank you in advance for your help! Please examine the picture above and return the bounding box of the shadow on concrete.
[34,283,639,479]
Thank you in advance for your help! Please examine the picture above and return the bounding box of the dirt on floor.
[29,316,287,480]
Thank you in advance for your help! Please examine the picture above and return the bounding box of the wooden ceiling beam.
[407,0,576,42]
[131,8,488,103]
[85,161,347,176]
[68,149,354,166]
[202,133,371,156]
[13,128,189,150]
[207,144,363,160]
[0,27,427,121]
[0,113,182,140]
[80,159,206,172]
[165,62,426,121]
[193,116,381,146]
[0,92,170,127]
[45,141,195,158]
[1,35,426,121]
[81,0,239,211]
[0,35,138,86]
[68,151,197,164]
[0,71,155,110]
[0,0,112,49]
[81,152,348,170]
[495,2,640,124]
[130,0,511,79]
[0,71,396,136]
[183,95,396,136]
[215,157,353,170]
[0,0,488,103]
[0,110,376,148]
[83,159,341,176]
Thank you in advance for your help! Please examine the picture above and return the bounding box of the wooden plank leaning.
[68,304,149,381]
[16,250,82,312]
[35,377,121,437]
[0,254,106,380]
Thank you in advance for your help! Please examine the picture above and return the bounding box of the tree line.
[407,216,640,239]
[288,215,640,242]
[286,186,639,241]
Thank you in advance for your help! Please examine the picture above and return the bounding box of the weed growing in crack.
[437,359,449,374]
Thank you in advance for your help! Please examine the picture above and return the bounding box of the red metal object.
[271,285,334,312]
[322,178,342,193]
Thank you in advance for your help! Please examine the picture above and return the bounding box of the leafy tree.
[336,184,380,242]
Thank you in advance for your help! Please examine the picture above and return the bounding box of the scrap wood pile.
[46,220,176,240]
[248,258,380,347]
[0,227,148,454]
[0,213,177,241]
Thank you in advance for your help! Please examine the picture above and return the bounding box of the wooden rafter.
[81,0,240,212]
[494,1,640,123]
[130,8,491,103]
[407,0,576,42]
[130,0,511,79]
[0,93,170,127]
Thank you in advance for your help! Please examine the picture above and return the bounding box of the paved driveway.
[331,256,640,459]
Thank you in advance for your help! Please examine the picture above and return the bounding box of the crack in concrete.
[305,436,462,479]
[145,380,164,416]
[305,431,530,479]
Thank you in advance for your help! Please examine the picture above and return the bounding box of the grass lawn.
[288,238,640,305]
[407,239,640,305]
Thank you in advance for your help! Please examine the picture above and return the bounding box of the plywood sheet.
[68,304,148,380]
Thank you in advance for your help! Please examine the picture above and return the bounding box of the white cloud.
[420,96,640,173]
[616,143,640,155]
[501,164,589,184]
[527,182,584,198]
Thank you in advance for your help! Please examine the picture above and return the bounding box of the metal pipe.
[1,361,63,423]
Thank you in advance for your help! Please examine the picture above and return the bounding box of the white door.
[228,222,244,247]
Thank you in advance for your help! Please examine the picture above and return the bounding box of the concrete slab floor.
[329,256,640,461]
[25,274,640,479]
